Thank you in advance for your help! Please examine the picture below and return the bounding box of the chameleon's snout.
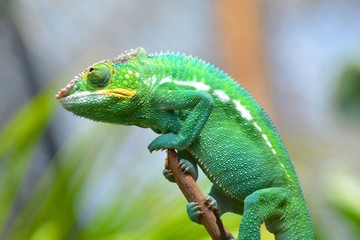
[55,76,79,100]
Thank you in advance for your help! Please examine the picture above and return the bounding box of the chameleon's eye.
[87,63,110,87]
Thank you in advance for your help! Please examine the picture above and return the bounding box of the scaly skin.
[56,47,314,239]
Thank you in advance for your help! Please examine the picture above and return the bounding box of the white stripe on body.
[157,76,277,155]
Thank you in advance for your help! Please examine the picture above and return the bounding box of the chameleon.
[56,47,314,239]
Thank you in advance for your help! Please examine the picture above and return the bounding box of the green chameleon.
[56,47,314,240]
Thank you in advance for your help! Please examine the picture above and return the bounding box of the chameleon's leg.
[238,187,290,240]
[148,90,214,151]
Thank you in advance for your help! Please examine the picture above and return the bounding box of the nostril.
[89,67,94,72]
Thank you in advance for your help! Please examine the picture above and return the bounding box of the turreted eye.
[87,63,110,87]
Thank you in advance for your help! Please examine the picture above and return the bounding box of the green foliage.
[0,84,57,235]
[327,171,360,237]
[335,64,360,122]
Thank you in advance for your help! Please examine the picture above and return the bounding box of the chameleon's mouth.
[57,88,136,103]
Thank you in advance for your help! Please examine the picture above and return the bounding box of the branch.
[166,149,234,240]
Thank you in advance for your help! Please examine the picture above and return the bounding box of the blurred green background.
[1,0,359,239]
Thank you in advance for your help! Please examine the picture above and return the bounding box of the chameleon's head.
[56,47,148,124]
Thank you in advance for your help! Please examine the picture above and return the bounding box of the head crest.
[113,47,145,64]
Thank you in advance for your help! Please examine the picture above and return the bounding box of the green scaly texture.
[56,47,313,240]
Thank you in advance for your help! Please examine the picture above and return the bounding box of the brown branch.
[166,149,234,240]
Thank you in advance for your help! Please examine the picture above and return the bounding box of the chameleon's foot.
[204,195,218,211]
[179,159,198,179]
[186,196,218,224]
[186,202,203,224]
[148,133,177,152]
[148,133,192,152]
[163,159,197,182]
[163,168,175,182]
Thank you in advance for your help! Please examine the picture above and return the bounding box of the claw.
[178,159,198,180]
[204,195,218,211]
[186,202,203,224]
[163,168,175,182]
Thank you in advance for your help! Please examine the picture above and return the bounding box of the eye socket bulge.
[87,64,110,87]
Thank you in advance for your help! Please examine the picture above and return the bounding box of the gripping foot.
[186,195,218,224]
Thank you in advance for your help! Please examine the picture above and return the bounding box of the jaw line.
[58,89,136,103]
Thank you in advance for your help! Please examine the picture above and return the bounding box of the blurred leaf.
[335,64,360,122]
[328,170,360,237]
[0,84,58,234]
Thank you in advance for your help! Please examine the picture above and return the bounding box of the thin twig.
[166,149,234,240]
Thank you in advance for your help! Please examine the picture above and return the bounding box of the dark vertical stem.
[0,2,58,238]
[5,12,57,160]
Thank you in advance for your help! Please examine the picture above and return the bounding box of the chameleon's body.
[56,48,313,239]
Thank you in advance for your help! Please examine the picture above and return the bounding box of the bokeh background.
[1,0,360,239]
